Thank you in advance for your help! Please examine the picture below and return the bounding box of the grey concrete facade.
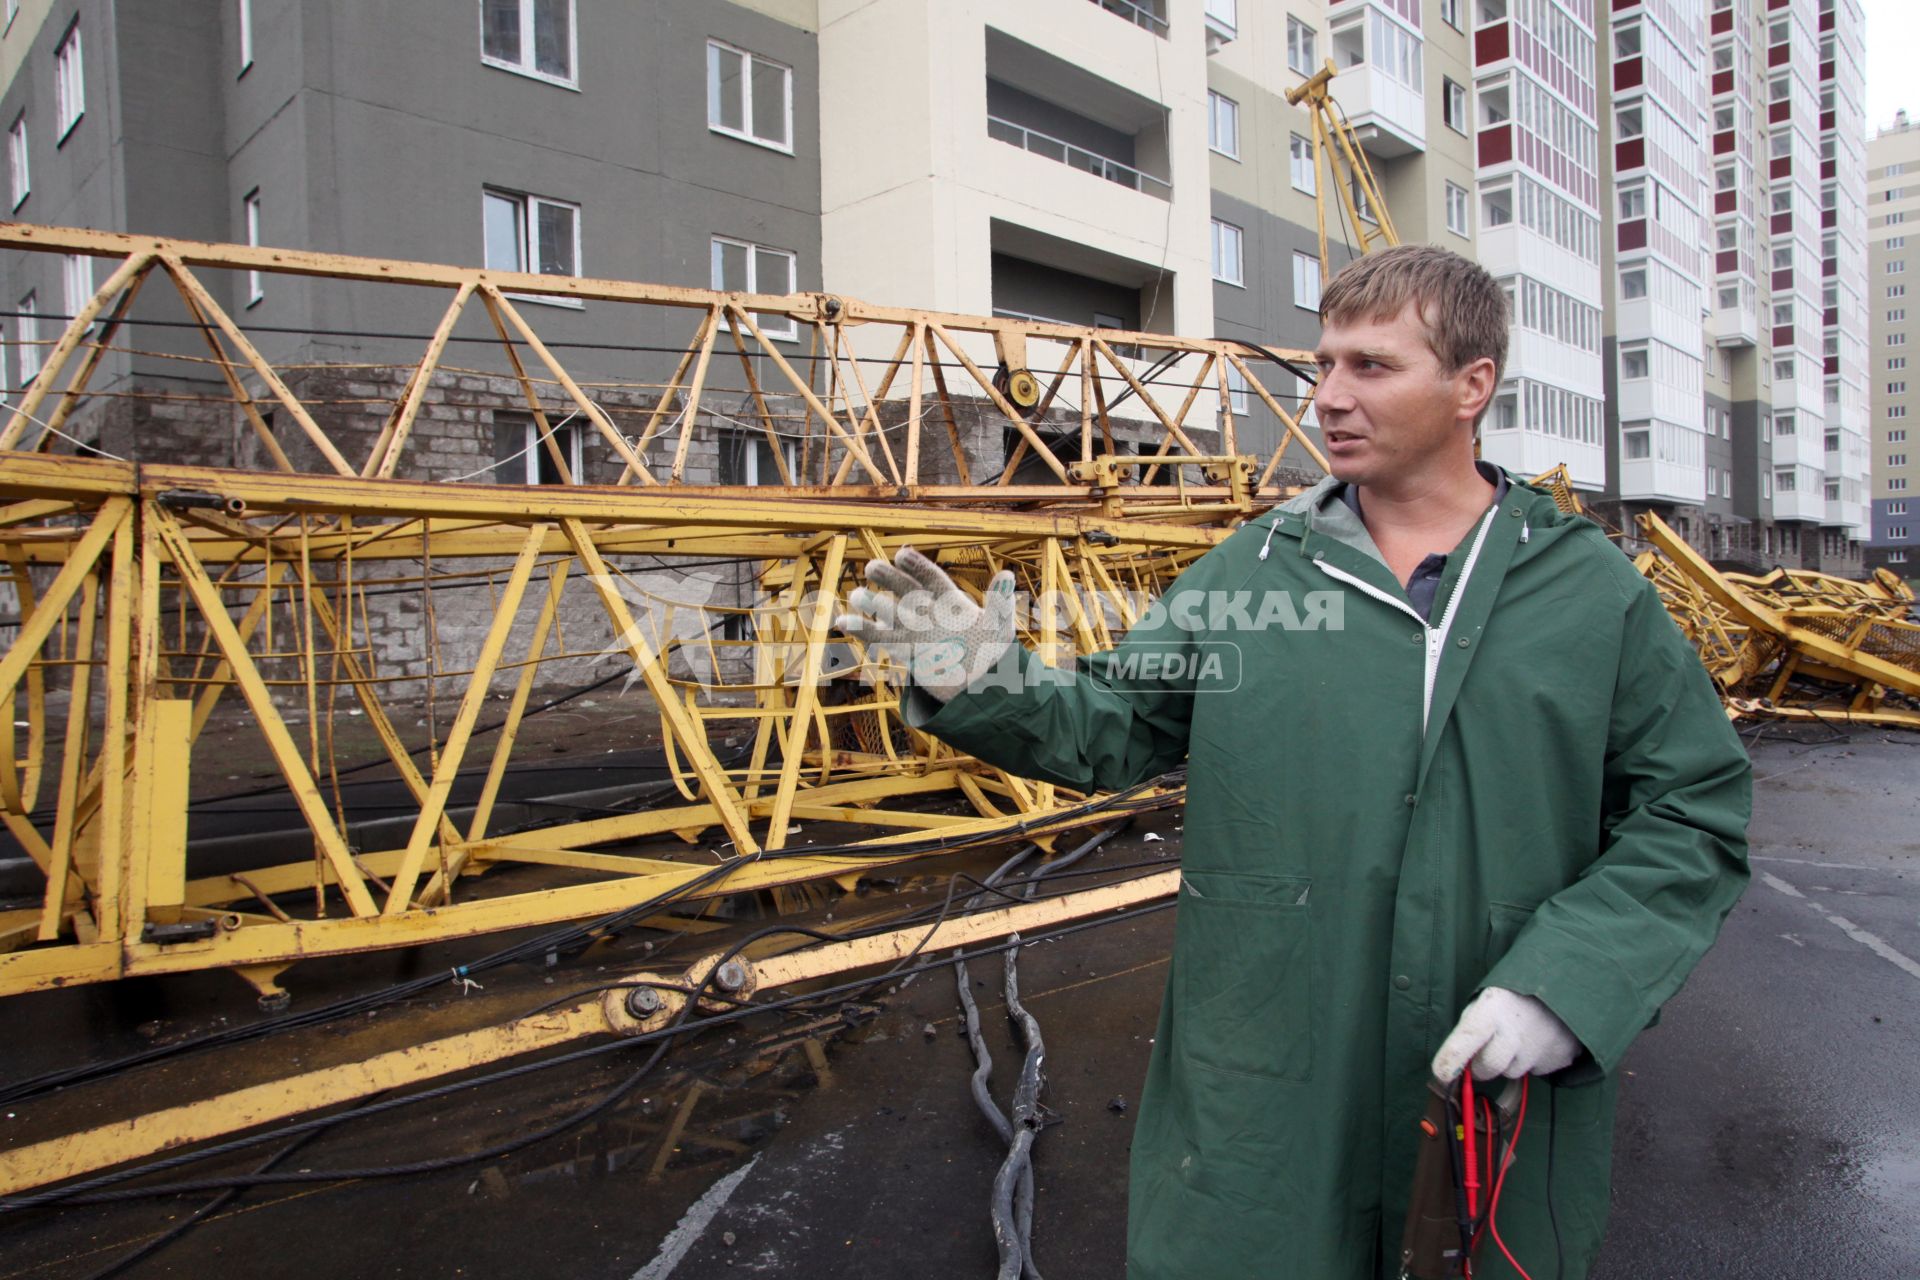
[1206,189,1351,468]
[1,0,825,437]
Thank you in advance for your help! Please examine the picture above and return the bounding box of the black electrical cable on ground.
[0,891,1177,1217]
[993,941,1049,1280]
[0,773,1178,1109]
[954,846,1042,1280]
[75,1104,344,1280]
[950,823,1127,1279]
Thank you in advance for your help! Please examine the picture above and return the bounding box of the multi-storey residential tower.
[1596,0,1869,574]
[1867,112,1920,578]
[1471,0,1608,488]
[0,0,1874,571]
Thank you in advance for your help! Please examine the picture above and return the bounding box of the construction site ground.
[2,725,1918,1279]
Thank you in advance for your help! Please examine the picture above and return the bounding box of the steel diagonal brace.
[1641,513,1920,699]
[561,517,761,855]
[151,508,378,916]
[0,869,1178,1196]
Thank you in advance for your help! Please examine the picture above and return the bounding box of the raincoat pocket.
[1485,901,1536,968]
[1174,870,1314,1083]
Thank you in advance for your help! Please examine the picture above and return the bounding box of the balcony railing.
[1088,0,1168,37]
[987,115,1172,198]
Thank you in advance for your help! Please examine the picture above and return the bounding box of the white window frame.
[710,235,798,341]
[1621,342,1650,380]
[16,291,39,387]
[53,22,83,142]
[61,253,91,324]
[238,0,253,72]
[243,188,263,305]
[1207,90,1239,160]
[1286,16,1315,76]
[1210,219,1244,288]
[1443,78,1467,135]
[706,38,793,154]
[1440,0,1461,31]
[1292,251,1322,311]
[517,414,584,486]
[479,0,579,90]
[1225,362,1250,416]
[718,427,798,486]
[483,188,583,307]
[1444,181,1469,238]
[1289,133,1315,194]
[7,114,26,211]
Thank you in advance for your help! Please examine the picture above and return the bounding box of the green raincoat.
[911,473,1752,1279]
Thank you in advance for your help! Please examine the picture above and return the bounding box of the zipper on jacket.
[1307,503,1500,736]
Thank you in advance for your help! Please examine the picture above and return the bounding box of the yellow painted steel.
[0,867,1177,1196]
[1636,512,1920,722]
[0,225,1324,999]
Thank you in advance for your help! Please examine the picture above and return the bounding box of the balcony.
[983,33,1172,201]
[987,115,1171,199]
[1087,0,1168,39]
[1330,4,1427,156]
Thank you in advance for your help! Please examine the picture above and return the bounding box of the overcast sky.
[1862,0,1920,135]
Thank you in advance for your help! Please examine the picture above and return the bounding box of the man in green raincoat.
[837,245,1752,1279]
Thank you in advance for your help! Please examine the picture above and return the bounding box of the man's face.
[1311,301,1491,493]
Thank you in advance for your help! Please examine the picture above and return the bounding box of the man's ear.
[1455,356,1498,427]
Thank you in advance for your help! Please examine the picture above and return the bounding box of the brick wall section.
[25,367,1239,703]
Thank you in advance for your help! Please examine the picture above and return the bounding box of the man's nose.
[1314,365,1356,412]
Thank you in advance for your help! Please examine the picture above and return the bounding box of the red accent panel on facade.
[1478,125,1513,165]
[1619,220,1647,251]
[1710,9,1732,33]
[1769,43,1789,67]
[1826,307,1839,326]
[1773,269,1793,291]
[1475,23,1509,64]
[1822,209,1836,228]
[1713,69,1733,95]
[1822,160,1836,180]
[1820,110,1834,131]
[1774,326,1794,347]
[1717,249,1738,273]
[1771,156,1791,179]
[1826,356,1840,375]
[1819,8,1834,29]
[1716,190,1737,214]
[1616,138,1645,171]
[1771,212,1791,235]
[1769,100,1790,124]
[1614,58,1643,91]
[1820,62,1834,81]
[1715,130,1735,155]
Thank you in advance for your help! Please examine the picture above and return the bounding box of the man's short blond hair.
[1318,245,1509,401]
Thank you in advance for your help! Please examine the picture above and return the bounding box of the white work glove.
[1431,987,1582,1083]
[834,546,1016,703]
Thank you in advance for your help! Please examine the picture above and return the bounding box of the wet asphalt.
[1,731,1916,1279]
